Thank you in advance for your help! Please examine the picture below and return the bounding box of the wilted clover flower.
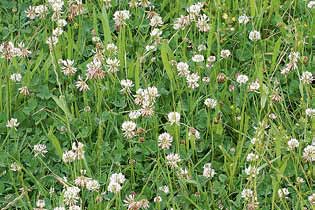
[188,127,200,140]
[19,86,30,96]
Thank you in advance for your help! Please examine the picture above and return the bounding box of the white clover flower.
[300,71,313,84]
[220,49,231,58]
[249,30,261,41]
[204,98,217,109]
[249,80,260,91]
[54,207,66,210]
[33,144,48,157]
[246,152,259,162]
[108,172,126,193]
[186,73,200,89]
[110,173,126,184]
[62,150,76,163]
[159,185,169,194]
[303,144,315,162]
[46,36,58,47]
[6,118,19,128]
[36,199,45,208]
[129,110,141,120]
[198,44,207,52]
[10,162,22,172]
[168,112,180,125]
[145,44,157,52]
[203,163,215,178]
[106,43,118,53]
[53,27,64,37]
[150,28,162,38]
[69,205,81,210]
[86,179,100,191]
[120,79,134,93]
[75,76,89,92]
[192,54,204,62]
[58,59,77,76]
[106,57,120,73]
[121,121,137,139]
[113,10,130,27]
[306,108,315,117]
[154,196,162,203]
[278,188,289,199]
[10,73,22,82]
[150,14,163,27]
[173,15,190,30]
[64,186,80,206]
[176,62,190,77]
[57,19,67,27]
[166,153,181,168]
[245,165,259,178]
[287,138,299,150]
[158,132,173,149]
[197,14,210,32]
[237,74,249,84]
[308,193,315,205]
[238,14,249,24]
[241,188,253,200]
[308,1,315,8]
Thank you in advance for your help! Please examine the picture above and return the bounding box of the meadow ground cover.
[0,0,315,209]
